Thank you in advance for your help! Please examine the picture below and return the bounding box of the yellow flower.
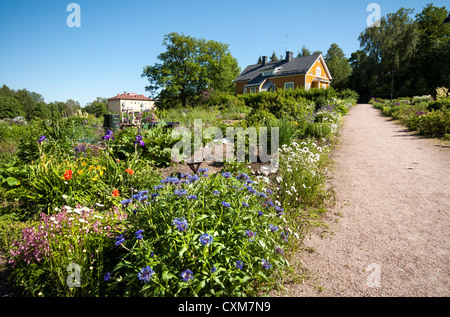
[77,170,83,175]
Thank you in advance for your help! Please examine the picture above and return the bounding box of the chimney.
[262,56,268,66]
[285,51,293,62]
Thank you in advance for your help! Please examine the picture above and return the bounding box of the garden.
[0,88,357,297]
[370,87,450,139]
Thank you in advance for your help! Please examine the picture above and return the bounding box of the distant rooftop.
[107,92,153,101]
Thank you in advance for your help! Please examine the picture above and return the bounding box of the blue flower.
[115,235,125,246]
[199,233,213,245]
[181,269,193,282]
[138,190,149,196]
[173,217,188,232]
[174,189,187,196]
[138,266,155,283]
[135,229,144,239]
[245,230,256,241]
[221,172,231,178]
[269,224,279,232]
[242,202,249,207]
[257,211,263,217]
[120,198,132,206]
[104,272,111,282]
[198,168,208,173]
[211,266,217,273]
[161,176,180,184]
[154,185,164,190]
[213,190,220,195]
[236,260,244,270]
[137,195,148,202]
[221,201,230,208]
[187,194,197,200]
[261,259,272,270]
[187,174,200,183]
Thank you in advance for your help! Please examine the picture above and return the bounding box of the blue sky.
[0,0,448,107]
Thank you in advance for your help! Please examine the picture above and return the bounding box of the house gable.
[234,52,331,94]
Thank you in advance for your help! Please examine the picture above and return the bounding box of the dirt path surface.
[271,103,450,297]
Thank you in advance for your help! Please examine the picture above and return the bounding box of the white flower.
[50,217,55,221]
[62,195,68,199]
[95,203,104,207]
[93,215,104,219]
[79,219,86,223]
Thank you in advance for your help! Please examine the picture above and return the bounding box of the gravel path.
[271,103,450,297]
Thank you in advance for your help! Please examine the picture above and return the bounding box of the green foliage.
[142,32,240,108]
[106,172,291,297]
[0,95,24,118]
[325,43,352,90]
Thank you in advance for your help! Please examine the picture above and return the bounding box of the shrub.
[304,123,332,139]
[105,171,292,296]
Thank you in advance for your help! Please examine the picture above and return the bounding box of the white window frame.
[316,67,322,77]
[262,70,274,77]
[284,82,294,90]
[249,87,256,94]
[306,83,311,90]
[243,88,247,94]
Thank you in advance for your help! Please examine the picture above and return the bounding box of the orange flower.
[63,170,73,180]
[112,188,119,197]
[125,168,134,175]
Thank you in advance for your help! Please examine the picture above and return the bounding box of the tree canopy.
[141,32,240,108]
[325,43,352,90]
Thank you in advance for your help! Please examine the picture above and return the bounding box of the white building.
[107,92,156,124]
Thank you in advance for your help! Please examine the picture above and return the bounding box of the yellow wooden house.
[233,51,332,95]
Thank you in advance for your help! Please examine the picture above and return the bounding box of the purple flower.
[221,172,231,178]
[102,130,115,141]
[173,217,188,232]
[174,189,187,196]
[236,260,244,270]
[242,201,249,207]
[120,198,132,206]
[138,266,155,283]
[37,135,47,143]
[198,168,208,173]
[104,272,111,282]
[261,259,272,270]
[134,134,145,146]
[115,234,125,246]
[199,233,213,245]
[221,201,230,208]
[181,269,193,282]
[135,229,144,240]
[213,190,220,195]
[269,224,279,232]
[187,194,197,200]
[245,230,256,241]
[211,266,217,273]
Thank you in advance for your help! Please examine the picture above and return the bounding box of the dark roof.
[234,54,321,83]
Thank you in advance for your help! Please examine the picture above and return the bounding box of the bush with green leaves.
[105,170,292,296]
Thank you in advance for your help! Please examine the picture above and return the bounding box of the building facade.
[107,92,155,124]
[234,51,332,95]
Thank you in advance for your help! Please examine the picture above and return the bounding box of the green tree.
[270,51,279,62]
[325,43,352,90]
[142,32,240,108]
[0,95,24,118]
[358,7,420,99]
[84,97,108,117]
